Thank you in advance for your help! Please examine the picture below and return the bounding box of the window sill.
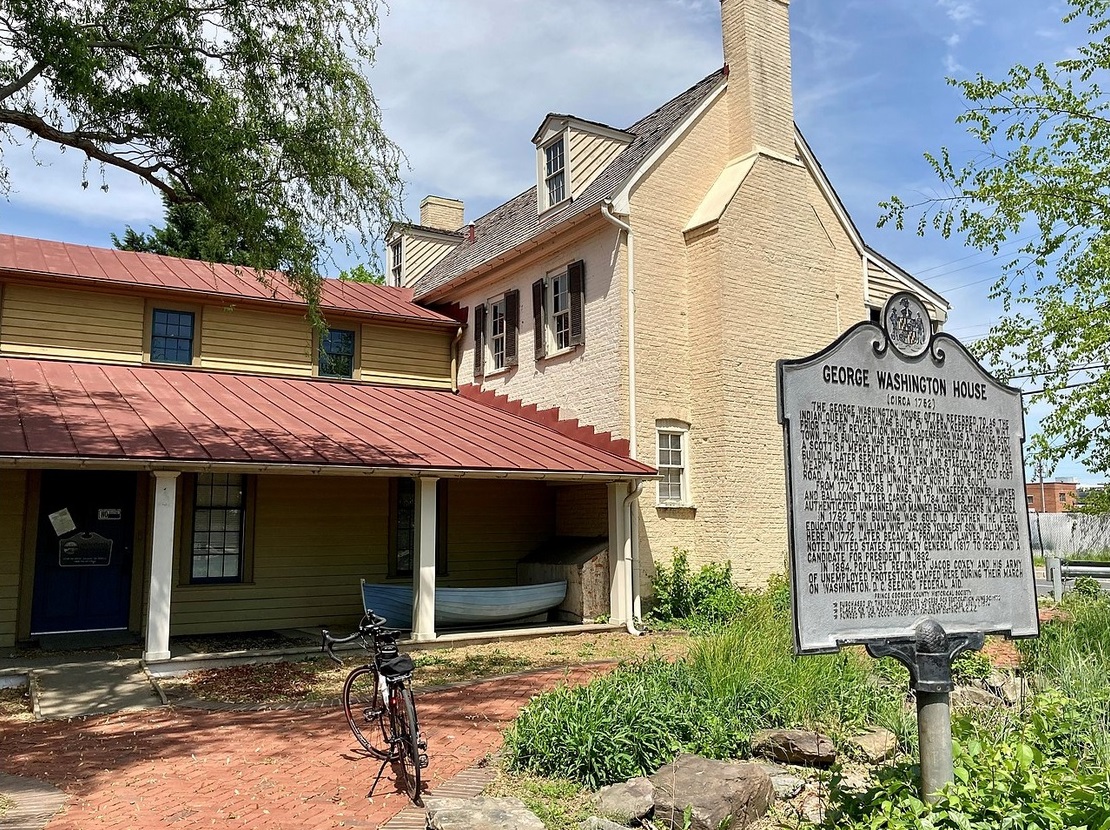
[483,364,513,379]
[539,344,580,362]
[539,198,572,220]
[656,502,696,511]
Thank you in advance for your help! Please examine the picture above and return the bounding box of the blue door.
[31,471,137,634]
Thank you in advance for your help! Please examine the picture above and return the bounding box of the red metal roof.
[0,358,654,478]
[0,235,456,327]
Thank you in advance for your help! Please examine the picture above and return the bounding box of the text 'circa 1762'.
[778,300,1039,654]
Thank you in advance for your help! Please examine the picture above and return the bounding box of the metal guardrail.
[1046,556,1110,601]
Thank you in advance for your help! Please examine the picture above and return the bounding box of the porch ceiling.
[0,357,655,479]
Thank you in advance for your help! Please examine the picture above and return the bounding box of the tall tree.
[113,197,280,268]
[881,0,1110,476]
[0,0,404,324]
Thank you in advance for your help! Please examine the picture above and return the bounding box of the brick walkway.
[0,665,611,829]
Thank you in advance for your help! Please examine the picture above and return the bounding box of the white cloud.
[937,0,980,24]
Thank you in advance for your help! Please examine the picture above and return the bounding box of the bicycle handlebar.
[320,610,394,664]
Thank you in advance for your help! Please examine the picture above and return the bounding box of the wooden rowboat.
[360,579,568,629]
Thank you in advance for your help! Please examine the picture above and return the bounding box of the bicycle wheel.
[392,686,423,805]
[342,666,390,759]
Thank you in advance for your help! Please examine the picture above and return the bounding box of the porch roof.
[0,358,655,479]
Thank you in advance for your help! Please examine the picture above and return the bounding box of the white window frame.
[656,423,691,507]
[487,295,508,374]
[546,268,573,354]
[389,238,403,286]
[542,135,567,211]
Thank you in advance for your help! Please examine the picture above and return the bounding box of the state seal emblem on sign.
[883,291,931,358]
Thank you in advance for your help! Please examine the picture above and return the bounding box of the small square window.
[319,328,356,378]
[151,309,194,364]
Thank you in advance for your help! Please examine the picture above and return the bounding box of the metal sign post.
[777,292,1040,802]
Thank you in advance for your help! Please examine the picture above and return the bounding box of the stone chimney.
[419,195,465,232]
[720,0,794,160]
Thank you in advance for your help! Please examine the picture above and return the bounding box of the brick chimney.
[720,0,794,160]
[419,195,465,232]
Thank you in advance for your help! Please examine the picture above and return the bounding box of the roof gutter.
[450,325,465,392]
[0,456,652,482]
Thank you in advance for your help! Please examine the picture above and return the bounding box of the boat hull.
[360,580,568,629]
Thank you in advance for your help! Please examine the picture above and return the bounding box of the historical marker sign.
[778,292,1039,654]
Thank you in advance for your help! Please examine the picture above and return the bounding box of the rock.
[648,754,772,830]
[844,728,898,763]
[425,797,545,830]
[751,729,837,767]
[792,790,826,824]
[952,686,1001,707]
[984,671,1027,705]
[752,763,805,800]
[581,818,629,830]
[593,776,654,823]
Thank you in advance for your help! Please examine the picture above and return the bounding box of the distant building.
[1026,479,1078,514]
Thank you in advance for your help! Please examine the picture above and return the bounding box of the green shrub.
[828,692,1110,829]
[951,649,993,683]
[648,549,751,629]
[504,580,907,788]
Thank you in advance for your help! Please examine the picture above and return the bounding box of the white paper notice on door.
[48,508,77,537]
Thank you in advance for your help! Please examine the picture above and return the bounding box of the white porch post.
[411,477,438,642]
[144,471,179,662]
[608,482,630,624]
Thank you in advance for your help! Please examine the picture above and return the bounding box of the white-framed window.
[656,422,691,507]
[549,270,571,351]
[532,260,585,359]
[473,289,519,377]
[543,135,566,209]
[489,295,507,372]
[389,238,403,286]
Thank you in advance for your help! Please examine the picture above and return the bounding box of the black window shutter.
[532,278,546,359]
[473,303,486,376]
[568,260,586,346]
[504,289,520,366]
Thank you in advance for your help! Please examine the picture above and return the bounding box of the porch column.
[144,471,179,662]
[411,476,438,642]
[608,482,630,624]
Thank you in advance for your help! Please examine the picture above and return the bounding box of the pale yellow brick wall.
[631,97,867,591]
[454,218,629,438]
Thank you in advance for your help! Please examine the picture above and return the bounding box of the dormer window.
[389,238,403,286]
[544,136,566,208]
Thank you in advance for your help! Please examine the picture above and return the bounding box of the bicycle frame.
[323,613,427,805]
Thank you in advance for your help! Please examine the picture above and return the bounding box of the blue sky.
[0,1,1097,481]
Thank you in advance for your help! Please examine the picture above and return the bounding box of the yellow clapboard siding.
[0,471,27,646]
[200,305,313,376]
[0,284,144,362]
[169,476,389,634]
[361,323,452,387]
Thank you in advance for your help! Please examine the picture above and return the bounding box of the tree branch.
[0,61,47,103]
[0,107,183,200]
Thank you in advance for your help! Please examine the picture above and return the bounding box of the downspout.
[622,479,644,635]
[603,199,644,633]
[450,325,464,392]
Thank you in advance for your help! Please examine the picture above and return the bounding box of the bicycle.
[322,612,428,805]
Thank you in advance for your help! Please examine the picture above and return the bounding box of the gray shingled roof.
[413,69,727,300]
